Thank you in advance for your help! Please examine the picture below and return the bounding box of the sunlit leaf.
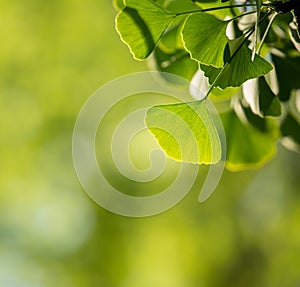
[163,0,202,14]
[221,109,279,171]
[159,21,185,53]
[201,41,273,88]
[116,0,175,59]
[145,101,222,164]
[150,19,198,83]
[113,0,125,10]
[194,0,238,17]
[182,13,228,67]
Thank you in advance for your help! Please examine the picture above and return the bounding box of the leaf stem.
[204,35,252,98]
[229,0,238,17]
[257,12,278,54]
[251,1,262,61]
[227,10,257,22]
[175,3,257,16]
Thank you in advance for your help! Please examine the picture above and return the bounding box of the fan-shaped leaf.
[116,0,175,59]
[182,13,228,67]
[145,101,222,164]
[201,41,273,88]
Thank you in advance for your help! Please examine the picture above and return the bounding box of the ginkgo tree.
[114,0,300,171]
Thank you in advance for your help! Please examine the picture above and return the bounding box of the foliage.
[145,101,222,164]
[115,0,300,170]
[1,1,300,286]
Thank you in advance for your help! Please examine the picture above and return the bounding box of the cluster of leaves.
[114,0,300,171]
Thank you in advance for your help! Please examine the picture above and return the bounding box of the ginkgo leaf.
[145,101,222,164]
[113,0,125,10]
[201,41,273,88]
[163,0,201,14]
[221,109,279,171]
[182,13,229,67]
[258,76,281,117]
[116,0,175,60]
[158,21,184,53]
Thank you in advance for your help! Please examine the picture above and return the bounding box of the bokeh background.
[1,1,300,286]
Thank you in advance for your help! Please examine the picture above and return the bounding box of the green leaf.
[145,101,222,164]
[242,106,279,137]
[257,77,281,117]
[201,41,273,89]
[163,0,202,14]
[194,0,238,18]
[221,109,279,171]
[243,76,281,117]
[152,47,198,82]
[182,13,228,67]
[113,0,125,10]
[116,0,175,60]
[193,0,219,3]
[151,20,198,83]
[158,21,184,53]
[272,54,300,101]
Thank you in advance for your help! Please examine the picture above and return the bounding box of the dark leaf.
[243,76,281,117]
[201,41,273,89]
[271,53,300,101]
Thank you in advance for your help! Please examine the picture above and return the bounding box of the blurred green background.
[1,1,300,286]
